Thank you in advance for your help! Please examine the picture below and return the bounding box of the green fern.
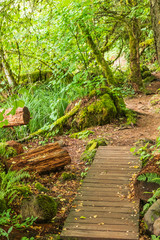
[0,169,30,204]
[137,173,160,184]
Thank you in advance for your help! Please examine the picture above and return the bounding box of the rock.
[21,194,58,222]
[144,199,160,232]
[153,217,160,236]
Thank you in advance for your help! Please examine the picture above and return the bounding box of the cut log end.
[0,107,30,127]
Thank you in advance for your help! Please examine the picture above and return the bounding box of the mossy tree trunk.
[0,47,17,87]
[128,18,143,91]
[149,0,160,65]
[79,22,116,86]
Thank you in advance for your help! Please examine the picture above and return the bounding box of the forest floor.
[7,76,160,240]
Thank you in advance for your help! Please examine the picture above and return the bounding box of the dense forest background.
[0,0,159,138]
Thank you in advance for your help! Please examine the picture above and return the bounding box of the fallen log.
[6,142,71,174]
[0,107,30,127]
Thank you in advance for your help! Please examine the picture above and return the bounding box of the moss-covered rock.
[21,194,58,222]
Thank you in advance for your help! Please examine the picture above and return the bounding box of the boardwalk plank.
[61,146,140,240]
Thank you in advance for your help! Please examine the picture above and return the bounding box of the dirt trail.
[94,80,160,146]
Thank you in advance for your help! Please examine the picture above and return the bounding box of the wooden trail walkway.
[61,146,140,240]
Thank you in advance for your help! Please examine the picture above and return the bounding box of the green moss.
[19,71,53,84]
[60,172,76,181]
[81,149,97,165]
[36,194,58,221]
[143,75,155,84]
[89,87,112,99]
[86,138,108,150]
[70,130,94,139]
[140,65,150,73]
[125,109,137,125]
[35,182,49,193]
[74,94,117,130]
[142,71,151,79]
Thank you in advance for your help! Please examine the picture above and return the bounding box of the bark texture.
[6,142,71,174]
[128,18,143,91]
[79,22,116,86]
[150,0,160,65]
[0,48,17,87]
[0,107,30,127]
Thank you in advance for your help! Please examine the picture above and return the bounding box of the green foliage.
[70,130,94,139]
[81,149,97,165]
[81,167,89,179]
[0,142,17,159]
[151,235,160,240]
[0,209,36,239]
[137,173,160,183]
[0,169,30,205]
[130,142,152,166]
[60,172,76,181]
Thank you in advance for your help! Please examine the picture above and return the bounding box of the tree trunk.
[128,18,143,91]
[0,107,30,127]
[0,48,17,87]
[149,0,160,65]
[6,142,71,174]
[79,22,116,86]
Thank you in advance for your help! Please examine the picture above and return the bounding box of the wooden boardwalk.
[61,146,140,240]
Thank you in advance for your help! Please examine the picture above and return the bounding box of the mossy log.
[18,87,126,142]
[18,101,81,142]
[0,107,30,127]
[6,142,71,174]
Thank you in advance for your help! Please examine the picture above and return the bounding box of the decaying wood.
[6,142,71,174]
[0,107,30,127]
[6,140,24,155]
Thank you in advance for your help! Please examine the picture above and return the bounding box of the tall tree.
[149,0,160,65]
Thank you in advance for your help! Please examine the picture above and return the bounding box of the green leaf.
[137,174,146,181]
